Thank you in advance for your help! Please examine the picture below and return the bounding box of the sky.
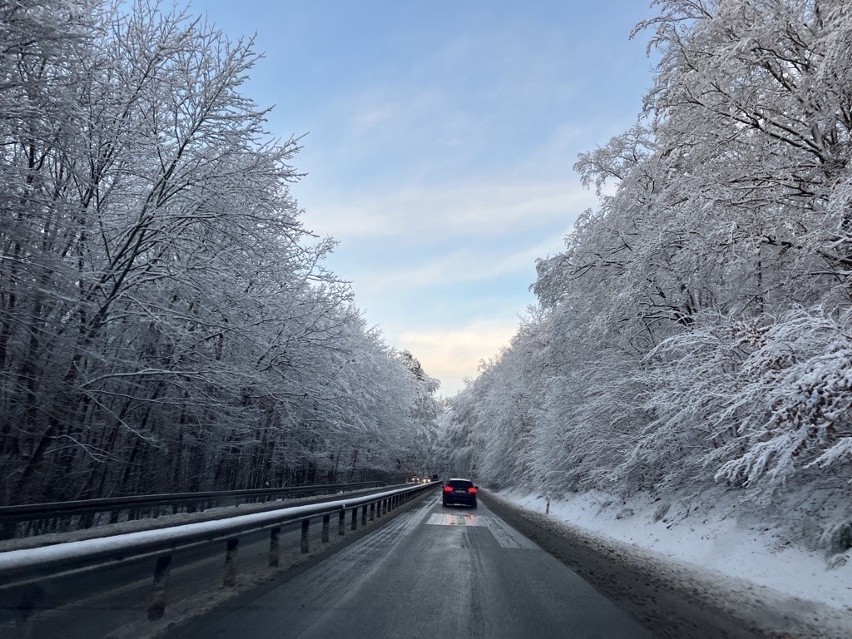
[189,0,659,395]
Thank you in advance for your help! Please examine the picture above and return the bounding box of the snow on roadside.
[498,488,852,613]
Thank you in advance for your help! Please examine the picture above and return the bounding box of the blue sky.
[190,0,659,395]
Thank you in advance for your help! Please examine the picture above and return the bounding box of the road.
[6,489,845,638]
[171,492,652,639]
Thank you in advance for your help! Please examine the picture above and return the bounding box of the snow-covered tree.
[0,0,427,503]
[452,0,852,548]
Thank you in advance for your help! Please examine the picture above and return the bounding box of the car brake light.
[467,486,477,494]
[443,485,453,493]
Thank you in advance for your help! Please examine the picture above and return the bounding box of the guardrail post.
[361,504,367,526]
[269,527,280,567]
[350,507,357,531]
[301,519,310,553]
[148,554,172,620]
[322,514,330,542]
[338,508,345,536]
[223,538,239,587]
[369,502,375,520]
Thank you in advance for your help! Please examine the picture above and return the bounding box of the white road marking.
[426,512,539,550]
[486,516,540,550]
[426,513,484,527]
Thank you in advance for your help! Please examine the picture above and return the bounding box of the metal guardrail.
[0,481,439,623]
[0,481,387,540]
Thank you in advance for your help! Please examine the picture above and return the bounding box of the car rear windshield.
[447,479,473,489]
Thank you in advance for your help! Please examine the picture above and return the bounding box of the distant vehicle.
[430,473,439,482]
[442,478,477,508]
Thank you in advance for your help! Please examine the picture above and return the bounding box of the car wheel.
[442,500,448,507]
[471,501,477,509]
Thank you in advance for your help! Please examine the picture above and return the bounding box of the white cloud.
[398,319,519,396]
[351,235,565,295]
[306,178,593,243]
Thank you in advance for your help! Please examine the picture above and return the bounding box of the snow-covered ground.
[498,488,852,613]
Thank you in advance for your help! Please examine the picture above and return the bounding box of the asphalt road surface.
[172,493,652,639]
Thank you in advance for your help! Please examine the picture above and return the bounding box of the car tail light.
[467,486,477,494]
[443,485,453,493]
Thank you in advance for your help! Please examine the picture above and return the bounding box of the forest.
[441,0,852,551]
[3,0,850,556]
[0,1,440,505]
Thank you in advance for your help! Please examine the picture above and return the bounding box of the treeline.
[446,0,851,545]
[0,1,437,505]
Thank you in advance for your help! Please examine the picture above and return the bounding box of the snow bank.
[499,489,852,612]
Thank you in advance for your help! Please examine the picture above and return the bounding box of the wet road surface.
[173,494,652,638]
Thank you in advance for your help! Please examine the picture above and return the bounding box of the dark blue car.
[442,478,478,508]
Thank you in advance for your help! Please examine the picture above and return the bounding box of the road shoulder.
[481,490,850,639]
